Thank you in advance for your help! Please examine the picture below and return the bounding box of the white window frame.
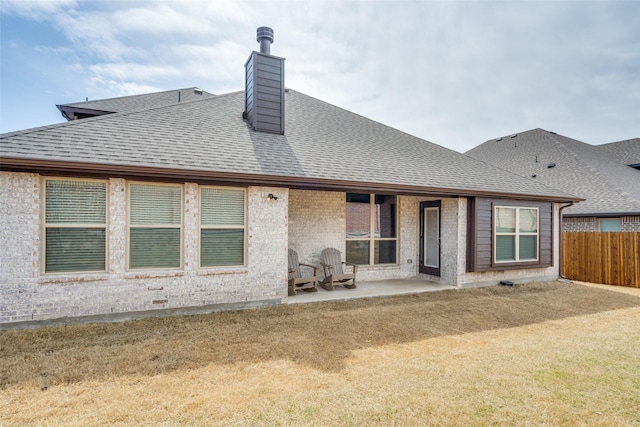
[346,193,398,266]
[494,206,539,263]
[41,177,108,274]
[127,182,183,271]
[199,186,247,268]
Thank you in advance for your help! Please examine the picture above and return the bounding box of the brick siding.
[563,216,640,232]
[2,172,565,325]
[1,172,287,324]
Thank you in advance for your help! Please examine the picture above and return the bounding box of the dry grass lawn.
[1,281,639,426]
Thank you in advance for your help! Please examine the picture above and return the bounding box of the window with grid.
[494,206,539,262]
[346,193,397,265]
[44,179,107,273]
[200,187,245,267]
[128,183,182,269]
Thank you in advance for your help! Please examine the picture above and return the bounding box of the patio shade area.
[287,278,453,304]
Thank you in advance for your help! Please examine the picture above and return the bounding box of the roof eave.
[56,105,115,120]
[0,157,581,203]
[563,212,640,218]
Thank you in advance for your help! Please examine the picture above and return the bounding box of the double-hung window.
[346,193,397,265]
[494,206,538,263]
[200,187,246,267]
[128,183,182,269]
[44,178,107,273]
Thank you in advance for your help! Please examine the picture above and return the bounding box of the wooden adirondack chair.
[320,247,358,291]
[288,249,319,296]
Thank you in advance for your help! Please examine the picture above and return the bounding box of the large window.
[44,178,107,273]
[128,183,182,269]
[200,187,246,267]
[346,193,397,265]
[494,206,538,263]
[599,218,621,232]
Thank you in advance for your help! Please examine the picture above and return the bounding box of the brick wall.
[0,173,40,321]
[622,216,640,232]
[1,172,287,325]
[563,217,597,232]
[288,190,345,271]
[2,172,567,325]
[288,191,420,282]
[288,192,467,283]
[563,216,640,232]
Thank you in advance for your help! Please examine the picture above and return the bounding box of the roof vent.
[194,88,203,95]
[257,26,274,55]
[547,162,556,168]
[510,134,518,138]
[496,138,503,142]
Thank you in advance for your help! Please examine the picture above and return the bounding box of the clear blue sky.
[1,0,639,152]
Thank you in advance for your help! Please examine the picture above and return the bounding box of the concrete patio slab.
[287,278,455,304]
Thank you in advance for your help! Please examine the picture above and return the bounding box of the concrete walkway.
[287,278,455,304]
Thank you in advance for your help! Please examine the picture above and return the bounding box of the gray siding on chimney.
[245,52,285,134]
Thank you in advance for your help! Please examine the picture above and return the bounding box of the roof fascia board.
[0,157,582,203]
[563,212,640,218]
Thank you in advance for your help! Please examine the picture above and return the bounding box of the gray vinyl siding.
[244,52,285,134]
[467,197,553,272]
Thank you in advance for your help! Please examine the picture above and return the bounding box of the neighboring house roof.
[56,87,215,120]
[466,128,640,216]
[597,138,640,169]
[2,90,577,202]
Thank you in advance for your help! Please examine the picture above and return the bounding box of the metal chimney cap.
[256,26,274,44]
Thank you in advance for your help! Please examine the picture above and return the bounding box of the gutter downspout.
[558,201,575,279]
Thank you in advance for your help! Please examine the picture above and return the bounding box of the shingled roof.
[597,138,640,168]
[56,87,215,120]
[466,129,640,216]
[2,90,577,201]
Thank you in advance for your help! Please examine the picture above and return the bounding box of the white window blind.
[46,180,106,223]
[44,179,107,273]
[129,183,182,269]
[200,187,245,267]
[201,188,245,226]
[130,184,182,225]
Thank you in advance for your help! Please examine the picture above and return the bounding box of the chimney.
[244,26,285,134]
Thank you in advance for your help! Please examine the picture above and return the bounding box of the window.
[346,193,397,265]
[43,178,107,273]
[494,206,538,263]
[599,218,621,232]
[128,183,182,269]
[200,187,246,267]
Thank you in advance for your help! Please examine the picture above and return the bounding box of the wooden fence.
[562,232,640,288]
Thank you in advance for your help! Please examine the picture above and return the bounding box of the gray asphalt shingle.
[466,129,640,216]
[597,138,640,167]
[2,90,576,201]
[58,87,215,114]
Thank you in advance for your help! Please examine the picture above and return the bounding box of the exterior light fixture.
[267,193,278,201]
